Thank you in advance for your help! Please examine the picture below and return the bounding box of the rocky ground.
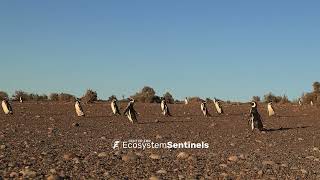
[0,101,320,179]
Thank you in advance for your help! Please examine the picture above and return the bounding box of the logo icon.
[112,140,121,150]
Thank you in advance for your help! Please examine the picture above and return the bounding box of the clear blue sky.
[1,0,319,101]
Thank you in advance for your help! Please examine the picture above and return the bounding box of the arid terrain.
[0,101,320,179]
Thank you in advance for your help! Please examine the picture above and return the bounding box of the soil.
[0,101,320,179]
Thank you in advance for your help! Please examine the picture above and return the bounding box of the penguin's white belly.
[215,103,222,114]
[75,103,84,116]
[111,103,116,114]
[2,101,10,114]
[161,103,165,112]
[268,106,275,116]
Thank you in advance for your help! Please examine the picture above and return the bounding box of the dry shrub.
[188,97,203,103]
[131,86,160,103]
[252,96,261,102]
[108,95,117,101]
[59,93,76,102]
[163,92,174,104]
[13,90,29,101]
[12,90,48,101]
[264,92,290,103]
[0,91,8,100]
[301,82,320,105]
[50,93,75,102]
[82,89,98,103]
[49,93,59,101]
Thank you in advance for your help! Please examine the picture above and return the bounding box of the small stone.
[239,154,245,159]
[156,169,167,174]
[9,172,18,178]
[258,170,263,176]
[122,152,138,162]
[177,152,189,160]
[228,155,238,162]
[178,175,185,179]
[49,169,57,174]
[98,152,107,158]
[20,168,37,178]
[219,164,228,168]
[47,175,59,180]
[301,169,308,174]
[149,154,161,160]
[35,115,41,118]
[154,119,159,123]
[155,135,162,139]
[220,173,228,177]
[262,160,275,166]
[72,123,80,127]
[313,147,319,151]
[298,138,303,141]
[149,176,160,180]
[63,153,74,161]
[305,156,314,160]
[0,144,6,150]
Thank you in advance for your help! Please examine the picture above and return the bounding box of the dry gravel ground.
[0,102,320,179]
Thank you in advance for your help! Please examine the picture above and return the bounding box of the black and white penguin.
[1,99,13,115]
[111,99,121,115]
[19,96,23,103]
[201,101,210,117]
[75,99,85,117]
[161,98,171,116]
[213,98,224,115]
[123,98,138,123]
[267,102,275,116]
[298,99,302,106]
[184,97,188,105]
[249,101,264,131]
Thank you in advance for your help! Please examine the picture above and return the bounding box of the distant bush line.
[1,82,320,104]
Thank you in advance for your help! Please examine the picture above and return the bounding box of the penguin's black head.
[251,101,257,107]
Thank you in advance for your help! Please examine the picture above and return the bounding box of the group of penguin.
[2,97,277,132]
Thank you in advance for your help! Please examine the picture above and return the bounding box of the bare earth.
[0,102,320,179]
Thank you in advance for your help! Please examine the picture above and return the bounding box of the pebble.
[149,176,160,180]
[0,144,6,150]
[262,160,275,166]
[20,168,37,178]
[98,152,108,158]
[149,154,161,160]
[156,169,167,174]
[122,152,138,162]
[301,169,308,174]
[47,175,60,180]
[72,123,80,127]
[177,152,189,160]
[219,164,228,168]
[9,172,18,178]
[228,155,238,162]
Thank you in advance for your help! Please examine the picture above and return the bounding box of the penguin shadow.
[263,126,311,132]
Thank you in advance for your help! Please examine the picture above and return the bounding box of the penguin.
[298,99,302,106]
[213,98,224,115]
[161,98,172,116]
[267,102,275,116]
[111,99,121,115]
[75,99,85,117]
[1,99,13,115]
[201,101,210,117]
[248,102,263,131]
[19,96,23,103]
[184,97,188,105]
[311,101,314,106]
[123,98,138,123]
